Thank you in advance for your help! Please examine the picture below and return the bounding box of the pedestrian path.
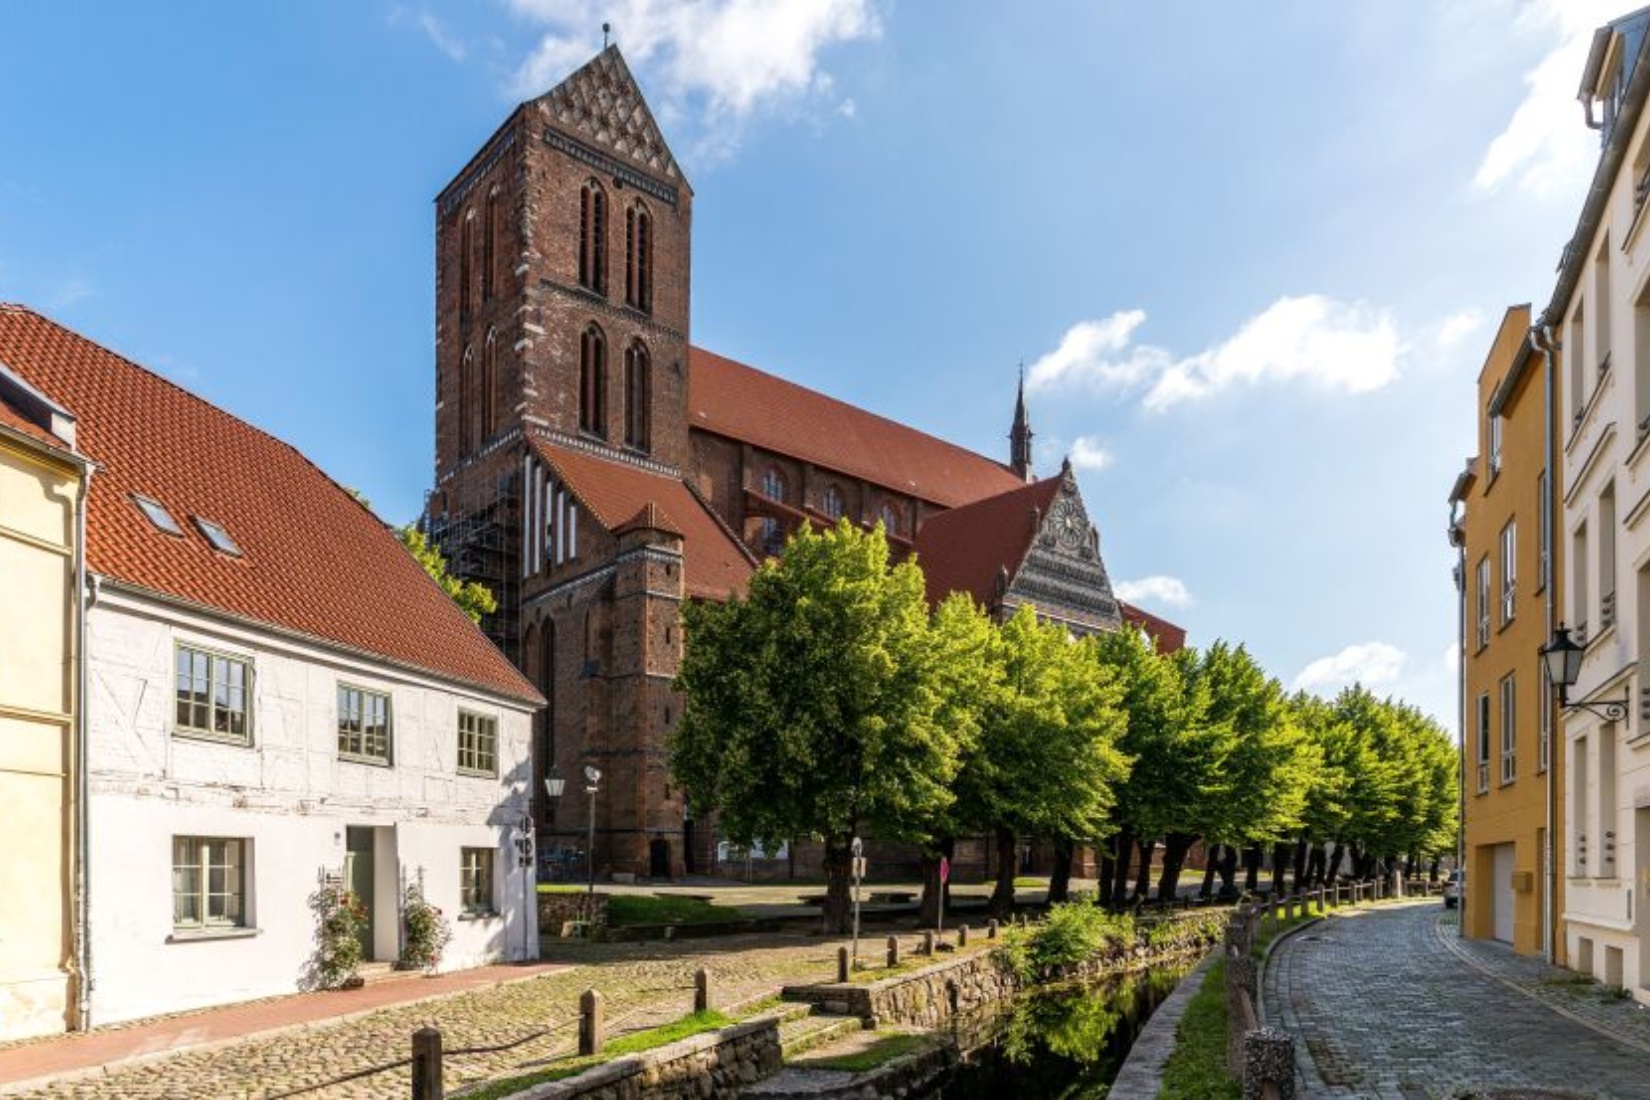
[1263,901,1650,1099]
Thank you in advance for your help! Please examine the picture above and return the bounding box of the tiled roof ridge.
[1,304,365,514]
[692,346,1020,496]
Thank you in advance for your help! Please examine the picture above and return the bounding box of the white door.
[1492,843,1515,944]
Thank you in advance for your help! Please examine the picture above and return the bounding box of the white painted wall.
[85,587,537,1025]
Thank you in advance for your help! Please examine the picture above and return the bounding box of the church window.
[880,503,900,537]
[482,186,499,302]
[579,180,607,294]
[458,345,476,454]
[821,485,843,521]
[626,202,652,313]
[481,329,499,440]
[625,340,651,451]
[761,468,787,502]
[580,324,607,436]
[459,209,475,314]
[761,518,785,557]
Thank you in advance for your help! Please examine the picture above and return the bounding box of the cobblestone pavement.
[1263,901,1650,1099]
[4,931,881,1100]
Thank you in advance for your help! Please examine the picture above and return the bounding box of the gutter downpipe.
[1533,322,1559,965]
[1450,498,1466,936]
[73,468,96,1030]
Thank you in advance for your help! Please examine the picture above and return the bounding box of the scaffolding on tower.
[422,467,521,663]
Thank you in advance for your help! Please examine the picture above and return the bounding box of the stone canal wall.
[504,1017,781,1099]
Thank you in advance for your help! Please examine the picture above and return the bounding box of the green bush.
[400,881,452,972]
[999,896,1135,980]
[313,885,367,989]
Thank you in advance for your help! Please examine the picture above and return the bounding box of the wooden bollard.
[694,968,710,1013]
[958,924,969,947]
[886,935,900,968]
[987,919,998,940]
[837,945,850,982]
[578,988,604,1056]
[412,1027,443,1100]
[922,930,936,956]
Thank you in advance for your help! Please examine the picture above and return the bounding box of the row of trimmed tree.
[669,520,1457,933]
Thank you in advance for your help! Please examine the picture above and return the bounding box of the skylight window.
[133,494,184,536]
[193,516,243,557]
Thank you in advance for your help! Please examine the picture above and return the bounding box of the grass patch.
[607,895,740,927]
[800,1033,932,1072]
[536,884,584,894]
[1158,957,1241,1100]
[1013,876,1048,888]
[455,1011,733,1100]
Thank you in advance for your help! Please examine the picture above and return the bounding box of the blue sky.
[0,1,1617,724]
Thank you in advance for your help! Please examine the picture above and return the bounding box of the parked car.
[1443,869,1464,909]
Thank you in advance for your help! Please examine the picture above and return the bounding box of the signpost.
[851,837,865,969]
[938,855,950,940]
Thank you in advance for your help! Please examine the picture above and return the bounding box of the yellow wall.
[1459,305,1565,960]
[0,433,79,1038]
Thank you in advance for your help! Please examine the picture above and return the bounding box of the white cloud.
[419,13,469,61]
[1475,0,1620,198]
[1435,308,1485,351]
[1112,575,1192,609]
[47,278,97,311]
[1067,436,1113,472]
[1027,295,1401,411]
[508,0,879,160]
[1291,641,1409,694]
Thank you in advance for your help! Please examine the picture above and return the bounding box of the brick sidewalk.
[0,932,857,1099]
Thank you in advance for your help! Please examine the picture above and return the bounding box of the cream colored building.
[0,364,85,1038]
[1550,7,1650,999]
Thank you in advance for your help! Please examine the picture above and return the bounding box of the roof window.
[193,516,243,556]
[133,494,184,536]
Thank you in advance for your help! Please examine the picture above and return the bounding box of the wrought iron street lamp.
[1540,623,1629,721]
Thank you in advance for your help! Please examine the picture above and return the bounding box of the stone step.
[778,1014,864,1060]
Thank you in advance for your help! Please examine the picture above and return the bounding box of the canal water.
[926,961,1193,1098]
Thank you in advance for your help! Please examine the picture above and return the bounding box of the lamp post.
[1540,623,1630,721]
[583,765,602,921]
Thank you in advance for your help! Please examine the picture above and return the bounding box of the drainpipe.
[1450,499,1466,937]
[73,470,96,1029]
[1533,322,1559,965]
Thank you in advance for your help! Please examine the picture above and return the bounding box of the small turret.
[1010,368,1033,482]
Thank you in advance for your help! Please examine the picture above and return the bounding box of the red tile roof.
[689,348,1028,509]
[526,439,754,599]
[1120,602,1187,654]
[0,305,541,704]
[912,476,1062,608]
[0,392,70,453]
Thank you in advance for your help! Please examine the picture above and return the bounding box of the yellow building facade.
[1451,305,1564,960]
[0,377,84,1037]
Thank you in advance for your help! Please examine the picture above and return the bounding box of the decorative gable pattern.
[1001,466,1122,634]
[539,46,681,183]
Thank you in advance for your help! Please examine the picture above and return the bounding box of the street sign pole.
[851,837,864,969]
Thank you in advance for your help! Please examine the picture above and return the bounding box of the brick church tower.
[427,47,709,877]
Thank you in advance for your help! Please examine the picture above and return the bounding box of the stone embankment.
[500,1018,781,1099]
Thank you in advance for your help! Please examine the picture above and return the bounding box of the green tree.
[669,520,957,933]
[398,525,498,625]
[969,608,1130,917]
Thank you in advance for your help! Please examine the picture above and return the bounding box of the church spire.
[1010,365,1034,481]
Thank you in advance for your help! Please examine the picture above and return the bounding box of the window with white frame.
[460,847,495,915]
[338,685,392,764]
[1476,557,1490,649]
[1476,693,1491,794]
[1488,413,1503,474]
[1500,519,1516,625]
[172,836,247,930]
[457,710,498,776]
[175,644,251,744]
[1500,674,1516,785]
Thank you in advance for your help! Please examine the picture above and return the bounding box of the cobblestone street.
[1,933,857,1099]
[1264,901,1650,1099]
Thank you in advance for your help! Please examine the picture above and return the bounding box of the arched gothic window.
[580,323,607,436]
[821,485,844,521]
[761,468,787,502]
[880,503,900,537]
[579,180,607,294]
[626,202,652,312]
[624,340,651,452]
[482,186,499,301]
[458,345,475,454]
[459,209,475,313]
[481,329,498,440]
